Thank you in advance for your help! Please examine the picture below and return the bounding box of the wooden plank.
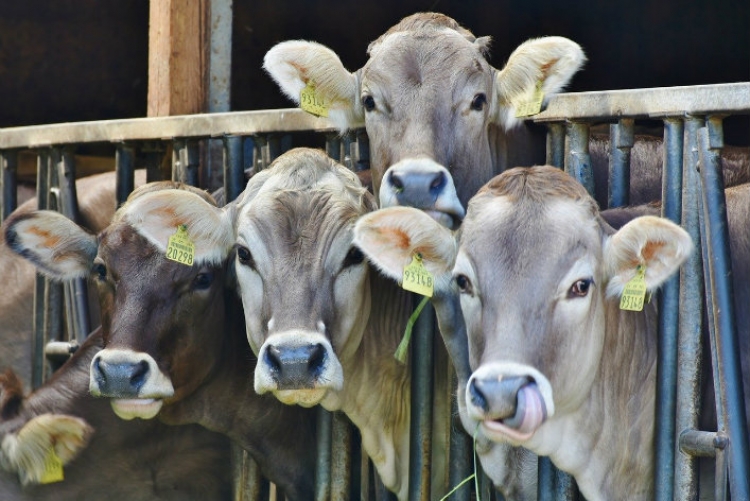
[148,0,209,117]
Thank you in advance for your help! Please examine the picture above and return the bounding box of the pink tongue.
[515,384,546,434]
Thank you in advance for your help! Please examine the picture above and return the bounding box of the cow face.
[264,13,585,227]
[231,148,376,407]
[3,185,234,420]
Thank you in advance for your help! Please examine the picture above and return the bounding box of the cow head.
[264,12,585,227]
[229,148,376,408]
[3,183,234,420]
[354,166,692,486]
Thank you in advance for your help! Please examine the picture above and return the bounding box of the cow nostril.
[130,360,149,389]
[389,172,404,192]
[469,379,489,413]
[307,343,326,376]
[265,346,282,374]
[429,171,446,191]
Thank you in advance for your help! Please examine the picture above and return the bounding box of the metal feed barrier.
[0,82,748,500]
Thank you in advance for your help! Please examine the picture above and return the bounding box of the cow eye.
[192,272,214,291]
[455,274,473,294]
[342,246,365,268]
[362,95,376,112]
[569,278,594,298]
[236,245,255,269]
[92,262,107,281]
[470,93,487,111]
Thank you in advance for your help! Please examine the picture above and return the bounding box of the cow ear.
[493,36,586,130]
[3,211,96,280]
[604,215,693,297]
[263,40,364,131]
[353,207,457,288]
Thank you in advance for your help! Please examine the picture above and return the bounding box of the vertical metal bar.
[537,457,555,501]
[330,412,353,501]
[315,407,333,501]
[655,118,683,501]
[608,119,634,208]
[231,444,268,501]
[143,142,167,182]
[116,143,136,207]
[565,122,594,197]
[172,139,183,182]
[266,135,282,165]
[448,372,472,501]
[57,149,91,342]
[554,468,579,500]
[223,135,245,203]
[326,135,342,162]
[408,300,434,501]
[674,116,705,500]
[31,150,50,389]
[355,130,370,172]
[1,150,18,222]
[698,119,750,501]
[545,122,565,168]
[182,139,201,187]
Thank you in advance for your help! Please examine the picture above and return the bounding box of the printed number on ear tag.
[300,82,329,117]
[40,448,64,484]
[402,253,434,298]
[515,81,544,118]
[166,225,195,267]
[619,264,647,312]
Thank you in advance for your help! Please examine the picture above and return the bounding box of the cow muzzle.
[466,363,554,443]
[379,158,465,230]
[255,331,343,407]
[89,349,175,420]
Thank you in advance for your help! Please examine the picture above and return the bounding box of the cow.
[0,334,233,500]
[353,167,750,500]
[3,181,318,500]
[0,169,147,389]
[264,12,749,221]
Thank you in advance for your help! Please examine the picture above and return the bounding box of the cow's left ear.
[493,36,586,130]
[264,40,363,131]
[604,215,694,297]
[353,207,457,289]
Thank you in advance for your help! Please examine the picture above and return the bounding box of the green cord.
[393,295,430,364]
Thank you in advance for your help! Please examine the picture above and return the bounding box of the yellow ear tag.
[40,448,64,484]
[402,252,434,298]
[166,224,195,266]
[299,81,329,117]
[515,81,545,118]
[620,264,648,311]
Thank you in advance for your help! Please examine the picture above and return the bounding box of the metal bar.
[223,135,245,203]
[698,119,750,501]
[448,372,472,501]
[534,82,750,122]
[116,143,136,207]
[537,457,555,501]
[679,430,728,458]
[330,412,353,501]
[554,467,579,500]
[565,122,595,197]
[674,117,705,500]
[266,136,282,165]
[315,407,333,501]
[31,151,50,389]
[326,135,342,162]
[1,150,18,222]
[231,444,268,501]
[355,130,370,172]
[182,139,201,187]
[608,119,634,208]
[545,122,565,168]
[408,299,434,501]
[143,142,167,182]
[655,118,683,501]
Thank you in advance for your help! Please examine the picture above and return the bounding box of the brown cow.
[3,182,318,500]
[0,170,146,389]
[0,333,233,500]
[354,168,750,499]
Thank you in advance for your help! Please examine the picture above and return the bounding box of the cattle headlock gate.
[0,82,748,501]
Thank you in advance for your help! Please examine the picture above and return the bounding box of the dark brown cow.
[0,332,232,500]
[3,182,317,500]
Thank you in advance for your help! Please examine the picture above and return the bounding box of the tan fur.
[0,414,93,485]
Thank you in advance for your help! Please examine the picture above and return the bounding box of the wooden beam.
[148,0,209,117]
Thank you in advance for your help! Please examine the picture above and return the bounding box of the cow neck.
[534,299,659,501]
[333,271,413,498]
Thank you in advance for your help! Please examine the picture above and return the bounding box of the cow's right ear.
[3,211,97,280]
[353,207,457,289]
[263,40,364,131]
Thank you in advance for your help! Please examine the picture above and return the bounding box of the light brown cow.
[228,147,455,499]
[354,166,707,500]
[264,12,585,228]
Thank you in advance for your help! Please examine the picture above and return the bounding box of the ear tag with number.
[166,225,195,267]
[300,81,329,117]
[515,80,545,118]
[402,252,434,298]
[619,264,647,311]
[40,448,64,484]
